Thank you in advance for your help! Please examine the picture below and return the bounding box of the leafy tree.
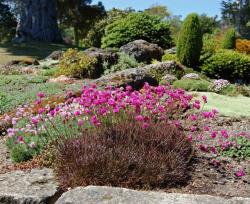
[102,12,172,48]
[199,14,219,34]
[144,5,170,20]
[221,0,250,38]
[84,8,134,48]
[0,0,17,42]
[177,13,203,68]
[57,0,106,46]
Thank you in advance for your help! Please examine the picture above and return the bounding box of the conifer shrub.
[221,28,236,49]
[54,118,192,190]
[101,12,172,49]
[177,13,203,68]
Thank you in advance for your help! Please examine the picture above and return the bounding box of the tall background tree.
[0,0,17,42]
[221,0,250,38]
[144,5,170,20]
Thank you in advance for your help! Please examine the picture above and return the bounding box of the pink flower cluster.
[3,83,249,158]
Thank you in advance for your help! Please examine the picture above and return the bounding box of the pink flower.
[31,117,39,125]
[211,131,217,139]
[187,134,193,142]
[203,125,210,131]
[90,115,101,126]
[135,115,144,121]
[142,122,149,129]
[221,129,229,139]
[210,146,217,154]
[190,126,197,132]
[74,110,81,117]
[235,169,246,177]
[202,95,207,103]
[190,115,198,121]
[193,102,200,110]
[37,92,45,98]
[78,119,84,127]
[38,108,46,114]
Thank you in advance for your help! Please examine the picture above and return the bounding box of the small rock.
[0,168,59,204]
[46,50,64,60]
[182,73,200,80]
[120,40,164,64]
[160,74,177,84]
[48,75,75,83]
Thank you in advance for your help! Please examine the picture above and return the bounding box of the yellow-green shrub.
[236,39,250,55]
[58,49,97,78]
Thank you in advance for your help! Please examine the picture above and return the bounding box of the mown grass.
[195,92,250,117]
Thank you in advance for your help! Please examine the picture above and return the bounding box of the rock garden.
[0,3,250,204]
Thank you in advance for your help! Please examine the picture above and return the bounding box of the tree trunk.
[74,26,79,47]
[14,0,62,43]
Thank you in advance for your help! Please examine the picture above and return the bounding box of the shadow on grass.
[0,42,75,60]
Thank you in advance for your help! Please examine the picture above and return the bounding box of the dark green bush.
[177,13,203,68]
[101,12,172,49]
[221,28,236,49]
[173,79,210,91]
[201,49,250,82]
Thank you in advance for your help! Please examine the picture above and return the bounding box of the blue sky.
[92,0,222,18]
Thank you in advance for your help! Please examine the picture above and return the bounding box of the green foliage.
[201,49,250,81]
[58,48,98,78]
[104,52,144,74]
[177,13,203,68]
[200,34,217,64]
[40,67,58,76]
[162,53,178,62]
[220,136,250,159]
[221,28,236,49]
[102,12,172,49]
[173,79,210,91]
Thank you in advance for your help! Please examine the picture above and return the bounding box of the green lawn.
[0,42,73,65]
[195,92,250,117]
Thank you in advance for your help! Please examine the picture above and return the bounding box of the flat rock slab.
[56,186,250,204]
[0,168,59,204]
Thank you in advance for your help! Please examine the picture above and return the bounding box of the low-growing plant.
[58,48,98,78]
[173,79,210,92]
[162,53,178,62]
[220,136,250,159]
[209,79,230,93]
[55,117,192,190]
[104,52,144,74]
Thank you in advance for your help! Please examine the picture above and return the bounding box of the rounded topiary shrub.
[101,12,172,49]
[177,13,203,68]
[201,49,250,82]
[58,49,98,79]
[221,28,236,49]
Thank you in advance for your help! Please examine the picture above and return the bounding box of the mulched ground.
[0,116,249,198]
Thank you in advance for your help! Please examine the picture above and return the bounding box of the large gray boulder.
[94,61,183,89]
[83,47,118,77]
[0,168,59,204]
[56,186,250,204]
[120,40,164,64]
